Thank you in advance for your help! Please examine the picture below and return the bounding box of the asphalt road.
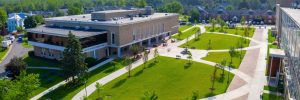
[0,40,32,74]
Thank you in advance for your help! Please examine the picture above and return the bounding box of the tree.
[95,82,104,98]
[211,18,217,32]
[0,8,7,33]
[33,15,45,24]
[163,1,183,14]
[191,91,199,100]
[124,56,133,77]
[16,26,25,33]
[177,31,183,40]
[16,71,40,98]
[220,19,226,32]
[229,46,236,63]
[210,66,218,94]
[24,16,37,28]
[220,59,227,77]
[154,48,159,63]
[68,6,82,15]
[143,49,149,69]
[141,91,158,100]
[187,51,192,65]
[5,57,27,78]
[189,8,200,23]
[62,32,88,84]
[0,71,40,100]
[136,0,147,8]
[240,16,246,29]
[194,28,201,41]
[130,45,142,59]
[207,39,212,50]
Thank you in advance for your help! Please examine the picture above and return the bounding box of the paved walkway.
[200,27,269,100]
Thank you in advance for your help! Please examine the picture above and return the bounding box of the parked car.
[2,40,12,48]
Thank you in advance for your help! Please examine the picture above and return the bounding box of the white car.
[9,36,15,42]
[2,40,11,48]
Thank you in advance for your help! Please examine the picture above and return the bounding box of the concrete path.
[200,27,269,100]
[30,58,114,100]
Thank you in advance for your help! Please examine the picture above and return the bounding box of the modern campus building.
[27,7,179,60]
[275,4,300,100]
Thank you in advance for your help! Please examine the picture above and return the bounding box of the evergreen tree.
[24,16,37,28]
[62,32,87,84]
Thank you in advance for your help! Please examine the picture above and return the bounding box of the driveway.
[0,39,33,74]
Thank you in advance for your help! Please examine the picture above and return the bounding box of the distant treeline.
[0,0,275,14]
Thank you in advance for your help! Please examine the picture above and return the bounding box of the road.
[0,39,32,74]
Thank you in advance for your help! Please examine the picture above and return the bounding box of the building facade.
[276,4,300,100]
[7,13,33,33]
[27,7,179,60]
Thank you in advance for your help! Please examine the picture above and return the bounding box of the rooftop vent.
[83,16,86,18]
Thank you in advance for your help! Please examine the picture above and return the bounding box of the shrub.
[85,57,97,67]
[28,51,35,57]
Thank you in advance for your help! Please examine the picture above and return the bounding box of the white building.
[7,13,33,33]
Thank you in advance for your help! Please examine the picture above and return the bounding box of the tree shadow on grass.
[112,78,127,89]
[104,67,116,74]
[147,62,156,68]
[205,92,216,97]
[134,70,143,77]
[218,76,225,83]
[184,63,192,69]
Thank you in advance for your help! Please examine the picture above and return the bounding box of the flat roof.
[92,9,136,14]
[281,7,300,27]
[27,25,107,38]
[45,13,178,26]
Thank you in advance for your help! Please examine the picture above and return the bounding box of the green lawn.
[264,86,279,92]
[0,48,8,60]
[180,33,250,50]
[23,54,61,67]
[178,25,193,31]
[262,93,283,100]
[179,15,190,22]
[172,27,200,40]
[22,37,33,48]
[88,56,234,100]
[205,26,255,38]
[202,51,246,69]
[27,69,64,98]
[40,59,125,100]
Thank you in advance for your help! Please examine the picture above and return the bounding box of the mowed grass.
[88,56,234,100]
[22,37,33,48]
[180,33,250,50]
[262,93,283,100]
[40,59,125,100]
[0,48,8,60]
[202,51,246,69]
[23,54,61,67]
[178,25,193,31]
[172,27,200,40]
[27,69,64,98]
[205,26,255,38]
